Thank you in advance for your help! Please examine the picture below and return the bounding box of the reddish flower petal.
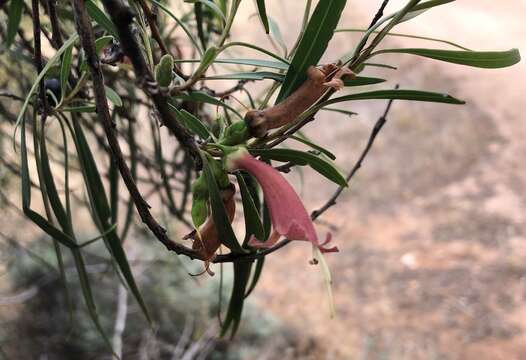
[228,150,338,253]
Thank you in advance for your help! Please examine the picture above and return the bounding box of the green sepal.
[220,121,250,146]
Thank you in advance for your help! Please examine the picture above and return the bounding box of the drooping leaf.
[373,48,521,69]
[320,89,465,106]
[221,42,290,63]
[250,148,348,187]
[6,0,23,48]
[86,0,118,37]
[202,156,244,252]
[255,0,270,33]
[236,173,264,244]
[14,34,79,136]
[244,257,265,298]
[20,117,77,248]
[173,58,289,70]
[221,261,253,338]
[71,117,151,324]
[105,86,123,107]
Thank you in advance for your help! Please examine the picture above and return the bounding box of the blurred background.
[1,1,525,359]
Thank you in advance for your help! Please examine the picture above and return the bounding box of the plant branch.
[100,0,202,170]
[70,0,203,260]
[214,85,399,263]
[46,0,63,48]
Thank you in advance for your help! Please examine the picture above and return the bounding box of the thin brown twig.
[46,0,63,48]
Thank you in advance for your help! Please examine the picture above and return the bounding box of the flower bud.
[155,54,174,87]
[191,174,209,228]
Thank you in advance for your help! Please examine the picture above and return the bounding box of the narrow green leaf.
[251,148,348,187]
[95,35,113,53]
[335,28,471,51]
[71,249,117,357]
[85,0,118,37]
[205,71,284,82]
[411,0,455,12]
[360,62,397,70]
[105,86,123,107]
[20,117,77,248]
[245,257,264,298]
[14,34,79,137]
[221,261,253,338]
[173,91,243,119]
[268,17,287,55]
[169,105,213,140]
[194,46,219,75]
[236,173,264,244]
[194,2,208,50]
[40,125,71,233]
[109,152,119,223]
[344,76,387,87]
[373,48,521,69]
[78,224,118,248]
[321,89,465,106]
[202,156,244,252]
[60,44,74,101]
[71,117,151,324]
[62,105,97,113]
[290,135,337,160]
[277,0,347,103]
[221,41,290,64]
[321,107,358,117]
[173,58,289,70]
[6,0,23,48]
[255,0,270,33]
[184,0,227,22]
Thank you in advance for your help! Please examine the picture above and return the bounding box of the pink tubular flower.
[226,149,338,254]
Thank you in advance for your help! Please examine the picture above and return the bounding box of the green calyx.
[220,121,250,146]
